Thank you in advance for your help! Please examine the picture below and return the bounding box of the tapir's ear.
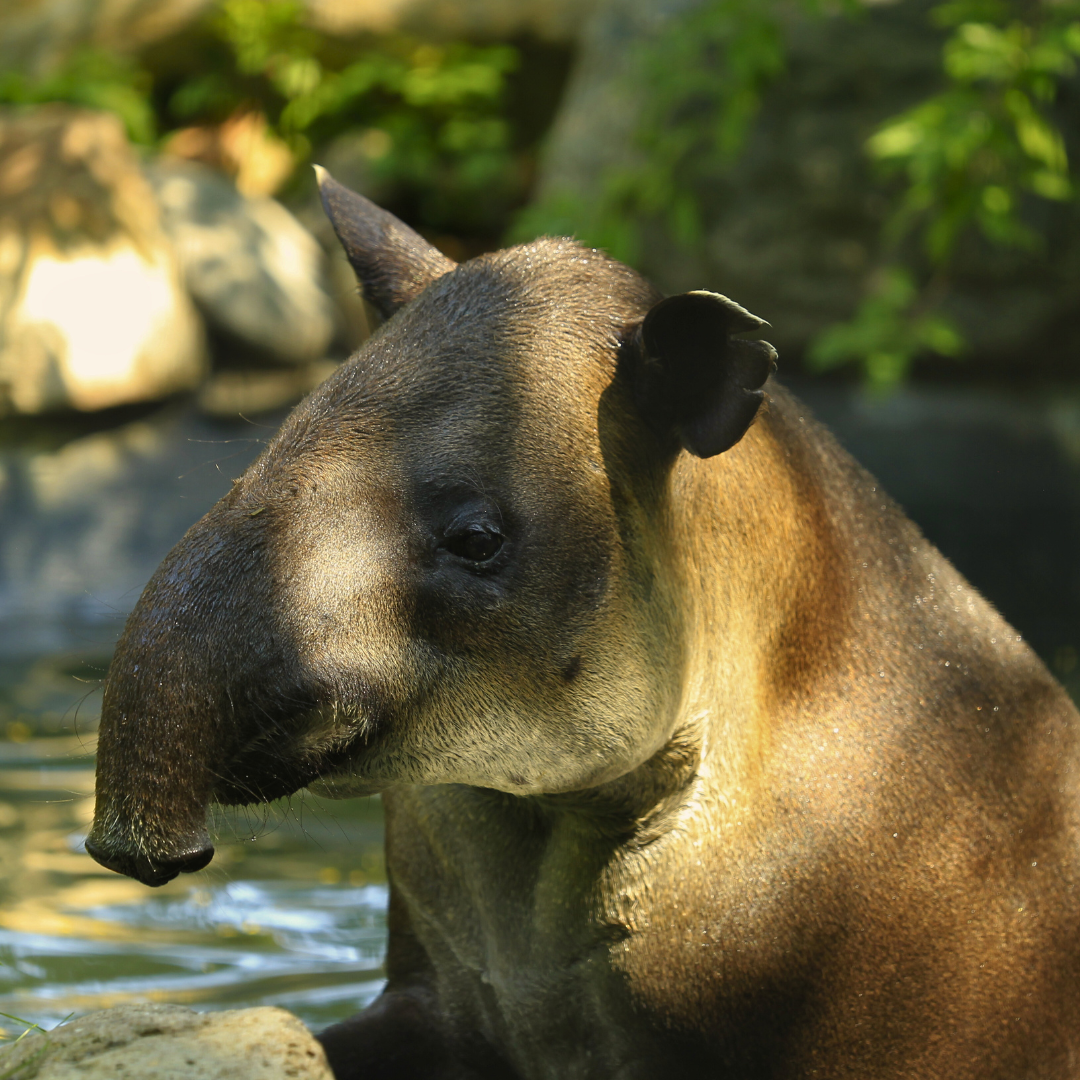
[630,291,778,458]
[315,165,456,318]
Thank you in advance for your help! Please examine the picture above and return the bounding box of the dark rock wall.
[536,0,1080,374]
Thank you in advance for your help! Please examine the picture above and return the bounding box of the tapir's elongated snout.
[85,502,311,886]
[86,588,224,886]
[86,678,219,888]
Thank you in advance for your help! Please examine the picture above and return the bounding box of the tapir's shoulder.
[687,379,1080,831]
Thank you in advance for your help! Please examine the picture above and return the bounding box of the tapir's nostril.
[84,834,215,888]
[163,844,215,876]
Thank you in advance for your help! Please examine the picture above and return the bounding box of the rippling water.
[0,649,389,1039]
[0,403,394,1041]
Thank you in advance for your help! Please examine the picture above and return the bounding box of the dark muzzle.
[84,831,215,887]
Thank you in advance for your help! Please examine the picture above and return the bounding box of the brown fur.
[87,182,1080,1079]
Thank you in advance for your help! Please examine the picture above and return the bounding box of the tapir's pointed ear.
[315,165,456,318]
[630,290,778,458]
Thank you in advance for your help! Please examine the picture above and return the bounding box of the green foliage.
[0,0,525,236]
[0,1010,52,1080]
[809,266,964,391]
[513,0,815,260]
[0,48,157,145]
[168,0,523,231]
[811,0,1080,390]
[0,1010,47,1042]
[518,0,1078,391]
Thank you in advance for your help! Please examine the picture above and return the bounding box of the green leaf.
[808,267,965,393]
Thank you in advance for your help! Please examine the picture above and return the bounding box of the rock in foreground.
[0,1003,333,1080]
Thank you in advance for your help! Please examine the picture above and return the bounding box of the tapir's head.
[86,171,775,885]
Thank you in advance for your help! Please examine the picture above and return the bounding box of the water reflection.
[0,880,387,1033]
[0,650,388,1037]
[0,403,390,1038]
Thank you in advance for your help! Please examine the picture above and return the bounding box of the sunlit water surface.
[0,402,391,1041]
[0,649,388,1039]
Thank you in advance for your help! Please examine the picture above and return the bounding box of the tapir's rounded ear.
[315,165,456,319]
[630,290,778,459]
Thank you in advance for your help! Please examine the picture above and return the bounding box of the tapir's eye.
[443,524,504,563]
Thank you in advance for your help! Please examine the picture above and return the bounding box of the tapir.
[86,169,1080,1079]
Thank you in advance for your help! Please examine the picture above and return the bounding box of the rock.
[0,0,214,79]
[161,112,297,200]
[0,1003,333,1080]
[532,0,1080,368]
[147,160,337,366]
[532,0,699,210]
[0,106,207,415]
[197,360,341,417]
[304,0,595,42]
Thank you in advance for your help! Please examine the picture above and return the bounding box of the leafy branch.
[171,0,521,227]
[0,0,524,234]
[810,0,1080,391]
[513,0,817,260]
[0,49,156,145]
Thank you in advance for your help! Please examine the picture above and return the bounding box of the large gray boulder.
[147,160,338,366]
[533,0,1080,367]
[0,107,207,415]
[0,1004,333,1080]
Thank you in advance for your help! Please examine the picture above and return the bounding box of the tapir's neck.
[645,386,864,813]
[539,387,862,833]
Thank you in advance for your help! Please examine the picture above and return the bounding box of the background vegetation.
[517,0,1080,391]
[0,0,568,245]
[1,0,1077,389]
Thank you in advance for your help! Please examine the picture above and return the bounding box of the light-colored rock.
[161,112,297,199]
[0,1003,333,1080]
[0,106,207,415]
[147,160,337,366]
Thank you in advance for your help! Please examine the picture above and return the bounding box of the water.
[0,402,390,1038]
[0,657,388,1035]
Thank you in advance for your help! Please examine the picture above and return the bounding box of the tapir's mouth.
[209,713,380,807]
[211,752,318,807]
[88,703,385,886]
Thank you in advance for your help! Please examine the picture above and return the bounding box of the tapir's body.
[87,173,1080,1078]
[367,388,1080,1079]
